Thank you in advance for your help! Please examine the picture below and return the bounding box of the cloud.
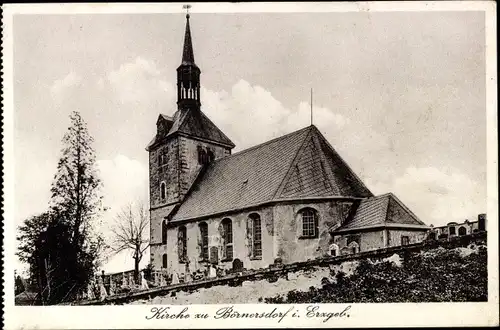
[106,57,175,105]
[367,166,486,226]
[50,71,82,99]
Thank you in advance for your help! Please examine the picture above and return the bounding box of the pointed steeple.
[181,14,195,65]
[177,13,201,111]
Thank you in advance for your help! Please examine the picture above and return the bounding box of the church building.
[147,14,429,280]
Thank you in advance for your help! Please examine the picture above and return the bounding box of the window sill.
[298,235,318,240]
[220,258,233,263]
[250,256,262,261]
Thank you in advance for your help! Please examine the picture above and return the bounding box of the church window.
[401,236,409,246]
[162,220,168,244]
[300,208,318,238]
[221,218,233,261]
[178,226,187,263]
[160,182,166,201]
[162,254,168,268]
[207,148,215,162]
[198,146,207,165]
[248,213,262,259]
[199,222,209,261]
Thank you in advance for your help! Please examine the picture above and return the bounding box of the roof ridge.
[271,126,314,199]
[215,125,313,163]
[387,193,427,226]
[311,125,373,197]
[197,109,235,147]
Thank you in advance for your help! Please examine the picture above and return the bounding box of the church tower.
[147,13,235,268]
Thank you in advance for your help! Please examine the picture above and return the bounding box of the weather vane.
[183,4,192,17]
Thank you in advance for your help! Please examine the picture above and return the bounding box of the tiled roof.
[171,126,373,222]
[167,109,235,148]
[334,193,427,231]
[172,126,312,221]
[146,109,235,151]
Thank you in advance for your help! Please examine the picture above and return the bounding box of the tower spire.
[177,7,201,111]
[181,5,195,65]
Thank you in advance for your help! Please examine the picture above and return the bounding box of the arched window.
[458,226,467,236]
[449,226,456,236]
[329,244,340,257]
[199,222,209,261]
[178,226,187,263]
[197,146,207,165]
[248,213,262,259]
[300,208,318,238]
[349,241,359,254]
[221,218,233,260]
[160,182,166,201]
[162,254,168,268]
[162,220,168,244]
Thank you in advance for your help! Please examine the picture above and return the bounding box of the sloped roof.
[171,125,373,222]
[334,193,428,232]
[168,109,235,148]
[146,109,235,150]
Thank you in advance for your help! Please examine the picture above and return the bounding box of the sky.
[12,11,487,272]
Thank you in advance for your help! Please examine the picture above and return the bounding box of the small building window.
[221,218,233,261]
[248,213,262,259]
[458,226,467,236]
[199,222,209,261]
[178,226,187,263]
[300,208,318,238]
[349,241,359,254]
[160,182,166,201]
[162,254,168,268]
[329,244,340,257]
[449,226,456,236]
[162,220,168,244]
[401,236,409,246]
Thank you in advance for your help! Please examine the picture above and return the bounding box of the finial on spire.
[183,4,191,19]
[181,5,195,65]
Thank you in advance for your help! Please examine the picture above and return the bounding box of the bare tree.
[110,201,150,285]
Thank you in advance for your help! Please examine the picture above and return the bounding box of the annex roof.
[333,193,428,233]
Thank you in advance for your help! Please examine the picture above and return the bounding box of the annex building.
[147,14,429,281]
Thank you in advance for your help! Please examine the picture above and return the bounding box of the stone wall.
[178,136,231,197]
[387,229,427,247]
[162,206,275,277]
[273,200,344,263]
[149,138,180,207]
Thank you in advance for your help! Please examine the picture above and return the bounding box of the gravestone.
[232,258,243,272]
[209,246,219,264]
